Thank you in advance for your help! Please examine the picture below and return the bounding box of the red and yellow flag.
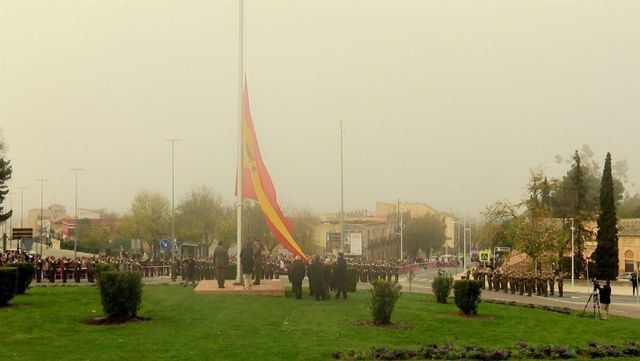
[237,82,308,262]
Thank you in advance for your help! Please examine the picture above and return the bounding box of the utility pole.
[399,199,403,260]
[70,168,84,258]
[164,139,179,260]
[18,187,26,228]
[36,179,47,255]
[339,119,345,252]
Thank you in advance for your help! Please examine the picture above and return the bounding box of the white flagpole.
[235,0,244,283]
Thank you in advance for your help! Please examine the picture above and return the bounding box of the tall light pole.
[570,217,575,287]
[18,187,26,228]
[70,168,84,258]
[165,139,179,259]
[36,179,47,255]
[339,119,345,251]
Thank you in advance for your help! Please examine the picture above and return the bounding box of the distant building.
[617,219,640,275]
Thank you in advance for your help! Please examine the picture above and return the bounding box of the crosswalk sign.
[479,249,492,262]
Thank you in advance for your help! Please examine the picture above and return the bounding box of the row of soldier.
[470,268,566,297]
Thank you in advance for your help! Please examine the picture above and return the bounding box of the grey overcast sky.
[1,0,639,218]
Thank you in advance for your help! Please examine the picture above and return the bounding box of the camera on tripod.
[592,278,600,292]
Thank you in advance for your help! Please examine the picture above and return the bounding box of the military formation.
[352,261,401,284]
[471,267,567,297]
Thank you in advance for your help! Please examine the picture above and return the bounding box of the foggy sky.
[1,0,639,220]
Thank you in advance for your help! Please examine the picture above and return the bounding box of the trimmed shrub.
[453,280,482,315]
[346,267,358,292]
[94,263,115,283]
[98,271,142,319]
[369,279,402,325]
[432,276,454,304]
[8,263,35,294]
[0,267,18,307]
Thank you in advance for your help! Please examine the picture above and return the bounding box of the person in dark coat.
[290,256,306,299]
[240,242,254,289]
[631,272,638,296]
[213,241,229,289]
[596,280,612,320]
[253,240,263,285]
[323,258,333,300]
[334,253,348,299]
[308,256,325,301]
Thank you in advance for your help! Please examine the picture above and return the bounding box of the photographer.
[595,279,612,320]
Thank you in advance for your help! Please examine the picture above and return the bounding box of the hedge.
[369,279,402,325]
[98,271,142,319]
[94,263,115,283]
[7,263,35,294]
[432,276,454,304]
[0,267,18,307]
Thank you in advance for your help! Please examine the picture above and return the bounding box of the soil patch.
[82,316,151,326]
[354,320,414,330]
[446,312,494,321]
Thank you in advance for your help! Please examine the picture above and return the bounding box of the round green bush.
[432,276,454,304]
[369,279,402,325]
[0,267,18,307]
[98,271,142,319]
[8,263,36,294]
[453,280,482,315]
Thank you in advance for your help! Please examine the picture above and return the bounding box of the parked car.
[617,272,633,281]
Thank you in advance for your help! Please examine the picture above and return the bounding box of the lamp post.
[69,168,84,258]
[165,139,179,259]
[570,218,575,288]
[36,179,47,255]
[18,187,26,228]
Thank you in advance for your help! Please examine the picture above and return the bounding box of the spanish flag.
[237,82,308,262]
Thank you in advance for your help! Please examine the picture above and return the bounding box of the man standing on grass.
[253,239,263,286]
[240,241,254,290]
[631,272,638,296]
[290,255,306,299]
[334,252,348,299]
[213,241,228,289]
[309,256,325,301]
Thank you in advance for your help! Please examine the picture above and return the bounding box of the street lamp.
[165,139,179,259]
[36,179,47,255]
[70,168,84,259]
[18,187,27,228]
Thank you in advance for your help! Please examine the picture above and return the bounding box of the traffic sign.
[12,228,33,240]
[160,239,171,250]
[479,249,492,262]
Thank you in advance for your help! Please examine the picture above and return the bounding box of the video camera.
[592,278,600,292]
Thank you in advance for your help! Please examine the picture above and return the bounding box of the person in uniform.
[184,257,197,287]
[334,252,348,299]
[36,258,43,283]
[323,258,333,300]
[87,259,95,283]
[487,269,493,291]
[527,273,534,297]
[290,256,306,299]
[74,260,81,283]
[518,272,525,295]
[240,242,254,289]
[548,273,555,296]
[557,273,564,297]
[252,240,263,286]
[213,241,228,289]
[309,256,325,301]
[62,259,68,283]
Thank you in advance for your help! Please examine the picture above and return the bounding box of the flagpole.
[235,0,244,283]
[339,120,344,252]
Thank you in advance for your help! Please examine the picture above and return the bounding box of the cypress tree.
[592,152,619,280]
[0,156,12,223]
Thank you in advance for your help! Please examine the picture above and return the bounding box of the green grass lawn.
[0,285,637,360]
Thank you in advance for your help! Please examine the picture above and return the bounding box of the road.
[397,267,640,319]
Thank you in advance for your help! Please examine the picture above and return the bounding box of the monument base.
[194,279,286,297]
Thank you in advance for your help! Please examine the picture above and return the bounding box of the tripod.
[582,288,602,319]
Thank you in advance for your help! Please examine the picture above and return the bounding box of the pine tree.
[592,152,619,280]
[0,156,12,223]
[541,177,551,209]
